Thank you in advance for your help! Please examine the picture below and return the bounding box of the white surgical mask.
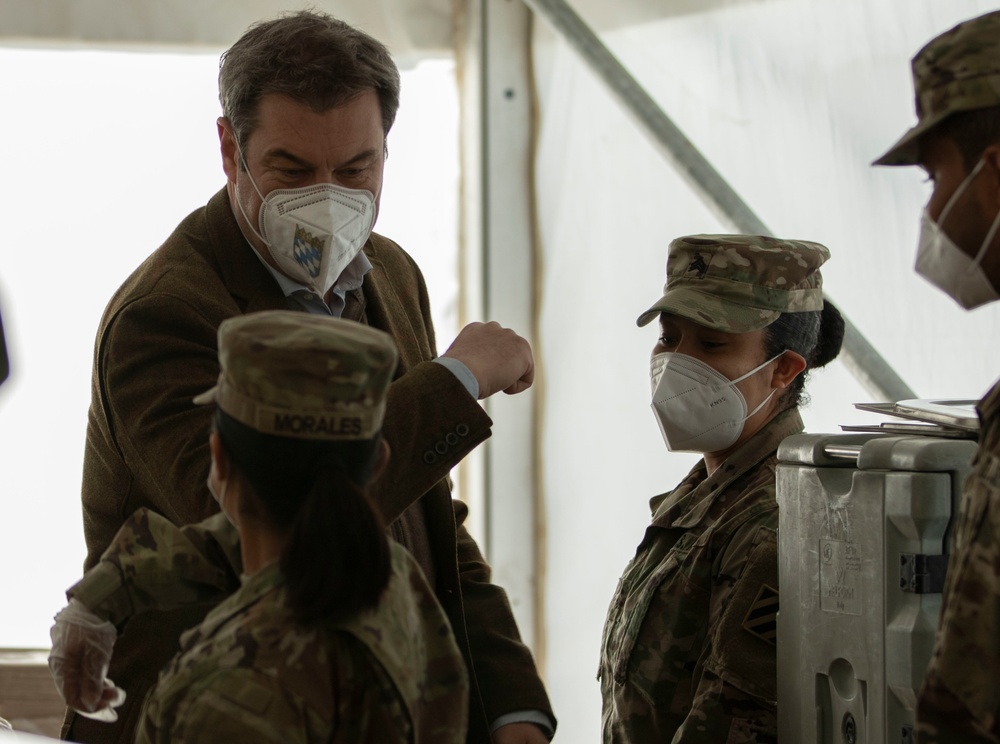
[235,157,376,295]
[916,158,1000,310]
[649,351,783,454]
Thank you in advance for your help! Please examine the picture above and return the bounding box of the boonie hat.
[194,310,398,440]
[874,10,1000,166]
[636,234,829,332]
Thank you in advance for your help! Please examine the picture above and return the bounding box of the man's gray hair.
[219,10,401,152]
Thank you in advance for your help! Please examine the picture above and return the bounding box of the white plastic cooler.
[776,433,975,744]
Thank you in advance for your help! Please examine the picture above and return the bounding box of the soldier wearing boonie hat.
[873,10,1000,312]
[874,11,1000,744]
[193,310,398,442]
[600,233,844,744]
[636,234,829,332]
[874,9,1000,168]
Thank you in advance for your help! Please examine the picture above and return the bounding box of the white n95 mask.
[649,351,781,454]
[235,162,376,295]
[259,184,375,295]
[916,159,1000,310]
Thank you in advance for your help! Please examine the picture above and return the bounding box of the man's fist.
[441,322,534,400]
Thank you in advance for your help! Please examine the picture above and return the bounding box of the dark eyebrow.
[262,148,381,170]
[262,149,313,168]
[336,149,381,168]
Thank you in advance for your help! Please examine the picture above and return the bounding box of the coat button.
[446,432,458,446]
[456,424,470,437]
[435,440,448,454]
[423,451,437,464]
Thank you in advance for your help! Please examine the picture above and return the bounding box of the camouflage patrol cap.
[875,10,1000,166]
[636,234,829,332]
[193,310,398,440]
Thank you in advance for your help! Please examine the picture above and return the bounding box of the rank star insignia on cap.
[874,9,1000,166]
[193,310,399,441]
[636,234,830,332]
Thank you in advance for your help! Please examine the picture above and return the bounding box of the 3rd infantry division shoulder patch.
[742,584,778,645]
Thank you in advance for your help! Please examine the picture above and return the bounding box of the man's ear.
[218,117,239,182]
[771,350,808,390]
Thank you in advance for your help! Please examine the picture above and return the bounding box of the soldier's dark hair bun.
[811,300,845,370]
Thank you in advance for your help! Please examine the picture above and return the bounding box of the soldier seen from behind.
[50,310,470,743]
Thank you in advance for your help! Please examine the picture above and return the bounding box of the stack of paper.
[842,399,980,440]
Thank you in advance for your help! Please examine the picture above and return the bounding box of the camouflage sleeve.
[676,670,776,744]
[675,518,779,743]
[68,509,242,627]
[916,669,998,743]
[915,465,1000,744]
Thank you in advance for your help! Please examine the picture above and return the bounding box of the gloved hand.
[48,599,126,722]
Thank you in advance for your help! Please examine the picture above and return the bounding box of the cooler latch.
[899,553,948,594]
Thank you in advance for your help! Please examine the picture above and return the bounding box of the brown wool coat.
[68,187,552,744]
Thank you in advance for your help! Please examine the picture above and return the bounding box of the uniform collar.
[650,406,804,529]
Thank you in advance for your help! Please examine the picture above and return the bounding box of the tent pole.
[521,0,915,402]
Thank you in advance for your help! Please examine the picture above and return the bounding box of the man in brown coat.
[60,10,553,744]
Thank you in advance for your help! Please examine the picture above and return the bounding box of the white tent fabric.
[0,0,454,59]
[531,0,1000,739]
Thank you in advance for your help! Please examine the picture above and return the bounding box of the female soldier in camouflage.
[51,311,468,743]
[599,235,843,744]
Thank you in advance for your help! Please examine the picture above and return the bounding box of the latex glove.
[48,599,126,721]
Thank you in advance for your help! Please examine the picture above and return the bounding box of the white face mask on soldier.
[235,157,376,296]
[916,158,1000,310]
[649,351,783,454]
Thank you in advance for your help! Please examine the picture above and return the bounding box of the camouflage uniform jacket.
[79,508,468,744]
[917,379,1000,744]
[600,407,803,744]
